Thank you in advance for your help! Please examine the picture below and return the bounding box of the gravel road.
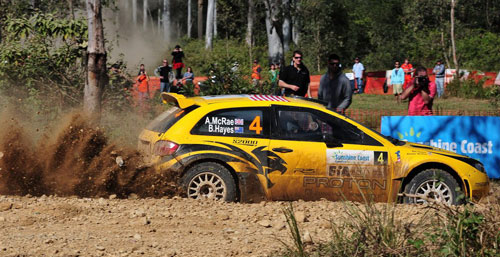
[0,195,431,257]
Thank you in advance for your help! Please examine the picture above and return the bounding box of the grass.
[278,181,500,257]
[350,94,497,112]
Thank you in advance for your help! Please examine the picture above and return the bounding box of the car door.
[267,106,327,200]
[318,112,391,202]
[268,105,391,202]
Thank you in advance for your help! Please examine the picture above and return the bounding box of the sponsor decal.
[327,165,386,178]
[395,150,401,162]
[232,139,258,146]
[303,177,387,190]
[327,150,387,165]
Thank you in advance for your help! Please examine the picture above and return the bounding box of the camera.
[416,76,429,89]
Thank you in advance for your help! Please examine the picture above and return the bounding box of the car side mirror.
[323,134,343,148]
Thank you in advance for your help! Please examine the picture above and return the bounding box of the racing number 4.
[377,153,384,164]
[249,116,262,134]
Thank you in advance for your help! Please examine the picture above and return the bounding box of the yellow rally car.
[138,93,490,204]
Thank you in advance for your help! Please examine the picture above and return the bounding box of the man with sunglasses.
[318,54,352,114]
[154,59,172,93]
[279,50,311,97]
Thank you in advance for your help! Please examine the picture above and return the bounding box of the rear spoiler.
[161,92,196,109]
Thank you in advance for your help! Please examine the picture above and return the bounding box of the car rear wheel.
[403,169,462,205]
[183,162,237,202]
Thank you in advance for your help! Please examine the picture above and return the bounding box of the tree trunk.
[205,0,214,49]
[132,0,137,26]
[158,8,161,34]
[197,0,204,39]
[143,0,148,30]
[292,0,300,46]
[163,0,170,41]
[264,0,284,65]
[84,0,107,123]
[282,0,291,52]
[187,0,192,38]
[245,0,254,46]
[67,0,75,20]
[213,0,217,38]
[450,0,458,72]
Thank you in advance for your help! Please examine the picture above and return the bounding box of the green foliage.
[458,30,500,71]
[485,85,500,109]
[445,78,489,99]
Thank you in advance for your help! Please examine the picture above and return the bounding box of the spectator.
[136,64,150,110]
[401,58,414,89]
[279,50,311,97]
[269,63,279,95]
[154,59,172,93]
[171,45,185,81]
[433,60,445,97]
[400,66,437,116]
[353,57,365,94]
[390,61,405,104]
[182,67,195,85]
[318,54,352,114]
[251,59,262,89]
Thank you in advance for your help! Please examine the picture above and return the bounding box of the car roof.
[161,93,327,109]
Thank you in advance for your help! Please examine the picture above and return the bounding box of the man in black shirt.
[154,59,172,93]
[278,50,311,97]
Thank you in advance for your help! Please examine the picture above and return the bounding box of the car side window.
[274,106,382,146]
[275,109,329,141]
[192,108,269,138]
[326,115,382,146]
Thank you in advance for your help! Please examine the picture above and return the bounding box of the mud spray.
[0,113,183,198]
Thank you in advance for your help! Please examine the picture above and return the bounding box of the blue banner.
[381,116,500,179]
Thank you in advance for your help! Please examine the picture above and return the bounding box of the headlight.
[474,162,485,173]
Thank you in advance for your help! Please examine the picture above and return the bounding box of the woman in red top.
[172,45,185,81]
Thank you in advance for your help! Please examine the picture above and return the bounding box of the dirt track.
[0,195,434,257]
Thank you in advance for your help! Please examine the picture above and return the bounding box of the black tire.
[403,168,463,205]
[182,162,237,202]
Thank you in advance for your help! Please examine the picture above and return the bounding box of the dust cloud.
[103,1,175,74]
[0,112,183,199]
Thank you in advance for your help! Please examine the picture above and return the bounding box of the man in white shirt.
[353,57,365,94]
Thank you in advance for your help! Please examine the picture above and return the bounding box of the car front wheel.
[183,162,237,202]
[403,169,463,205]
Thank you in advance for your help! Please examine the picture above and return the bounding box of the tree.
[263,0,284,65]
[282,0,291,52]
[84,0,107,122]
[205,0,215,49]
[143,0,148,30]
[163,0,171,41]
[187,0,192,38]
[132,0,137,26]
[197,0,203,38]
[245,0,255,46]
